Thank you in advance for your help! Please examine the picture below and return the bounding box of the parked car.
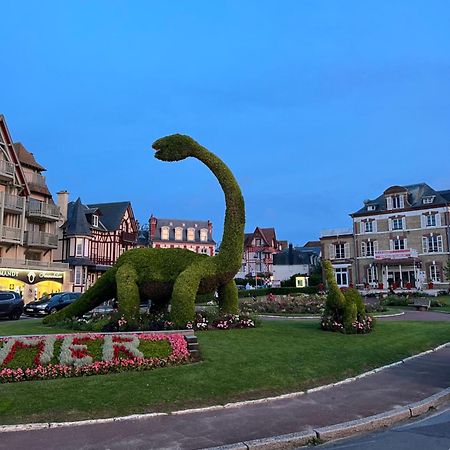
[0,291,24,320]
[24,292,82,316]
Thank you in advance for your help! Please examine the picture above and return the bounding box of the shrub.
[321,261,374,334]
[240,294,325,315]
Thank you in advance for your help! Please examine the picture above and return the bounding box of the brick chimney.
[149,215,157,241]
[57,190,69,221]
[208,220,213,238]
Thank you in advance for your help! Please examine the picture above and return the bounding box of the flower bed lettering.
[0,333,190,383]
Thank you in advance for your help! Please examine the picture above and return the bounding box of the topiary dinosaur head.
[152,134,199,161]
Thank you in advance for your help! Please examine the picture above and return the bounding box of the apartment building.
[321,184,450,289]
[0,115,70,302]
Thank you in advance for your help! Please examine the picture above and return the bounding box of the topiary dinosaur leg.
[218,279,238,314]
[116,263,140,325]
[171,268,200,327]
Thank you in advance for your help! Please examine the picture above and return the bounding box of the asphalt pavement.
[0,345,449,449]
[318,405,450,450]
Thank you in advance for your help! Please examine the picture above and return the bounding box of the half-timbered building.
[56,196,138,292]
[235,227,283,279]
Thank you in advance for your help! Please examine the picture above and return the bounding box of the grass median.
[0,319,449,425]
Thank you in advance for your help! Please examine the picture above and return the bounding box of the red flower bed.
[0,333,190,383]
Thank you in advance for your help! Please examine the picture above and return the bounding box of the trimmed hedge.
[238,286,319,298]
[45,135,245,328]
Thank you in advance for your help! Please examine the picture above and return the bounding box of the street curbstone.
[409,388,450,417]
[243,430,317,449]
[314,407,411,441]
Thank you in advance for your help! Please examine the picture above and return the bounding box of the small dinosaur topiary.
[44,134,245,327]
[321,260,371,333]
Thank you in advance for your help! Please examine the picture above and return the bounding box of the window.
[367,266,378,284]
[74,266,83,285]
[392,218,403,230]
[92,215,99,227]
[187,228,195,241]
[335,243,346,259]
[334,268,348,287]
[392,195,404,209]
[361,240,378,257]
[200,229,208,242]
[393,238,406,250]
[426,215,436,227]
[367,205,376,211]
[75,238,83,257]
[422,235,443,253]
[364,221,373,233]
[175,227,183,240]
[423,197,435,204]
[429,264,441,282]
[161,227,170,240]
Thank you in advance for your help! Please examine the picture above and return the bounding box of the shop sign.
[0,268,64,284]
[374,249,418,260]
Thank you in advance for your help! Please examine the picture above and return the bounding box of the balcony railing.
[120,231,137,244]
[0,159,15,181]
[0,257,69,270]
[24,172,47,189]
[27,201,60,221]
[24,231,58,249]
[1,192,25,214]
[1,226,22,244]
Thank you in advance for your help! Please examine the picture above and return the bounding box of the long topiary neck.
[191,145,245,271]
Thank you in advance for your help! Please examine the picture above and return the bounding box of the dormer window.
[200,229,208,242]
[423,196,435,204]
[161,226,170,240]
[392,195,404,209]
[367,205,376,211]
[187,228,195,241]
[92,215,99,227]
[175,227,183,240]
[387,194,405,210]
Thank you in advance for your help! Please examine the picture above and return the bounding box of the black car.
[0,291,24,320]
[24,292,82,316]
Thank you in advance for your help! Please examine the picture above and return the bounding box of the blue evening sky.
[2,1,449,245]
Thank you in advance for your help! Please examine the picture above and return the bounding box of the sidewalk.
[0,345,449,450]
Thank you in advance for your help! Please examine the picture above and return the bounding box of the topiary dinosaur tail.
[43,267,117,325]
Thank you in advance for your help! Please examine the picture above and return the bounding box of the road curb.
[207,390,450,449]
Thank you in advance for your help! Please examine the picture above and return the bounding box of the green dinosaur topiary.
[44,134,245,327]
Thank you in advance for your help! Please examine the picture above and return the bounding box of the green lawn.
[0,319,449,425]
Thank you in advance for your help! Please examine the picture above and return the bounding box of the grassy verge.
[0,319,449,425]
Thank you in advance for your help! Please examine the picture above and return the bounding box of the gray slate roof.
[152,218,215,244]
[352,183,450,216]
[87,202,131,231]
[273,246,321,266]
[64,198,107,236]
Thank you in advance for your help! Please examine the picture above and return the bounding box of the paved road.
[379,310,450,321]
[261,310,450,321]
[319,405,450,449]
[0,346,449,450]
